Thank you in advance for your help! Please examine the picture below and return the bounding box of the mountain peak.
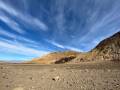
[113,31,120,36]
[93,31,120,51]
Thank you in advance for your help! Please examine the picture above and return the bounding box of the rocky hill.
[27,51,80,64]
[28,31,120,64]
[92,31,120,60]
[71,31,120,63]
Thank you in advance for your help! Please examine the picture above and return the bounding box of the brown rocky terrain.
[28,31,120,64]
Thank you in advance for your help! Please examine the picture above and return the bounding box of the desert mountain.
[92,31,120,60]
[28,31,120,64]
[72,31,120,63]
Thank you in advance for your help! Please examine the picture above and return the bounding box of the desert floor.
[0,61,120,90]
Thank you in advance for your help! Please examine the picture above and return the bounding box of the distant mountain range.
[27,31,120,64]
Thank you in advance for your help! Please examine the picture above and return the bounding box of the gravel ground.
[0,61,120,90]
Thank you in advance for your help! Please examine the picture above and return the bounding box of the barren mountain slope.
[72,31,120,63]
[27,51,80,64]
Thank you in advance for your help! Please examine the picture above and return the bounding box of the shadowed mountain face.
[28,32,120,64]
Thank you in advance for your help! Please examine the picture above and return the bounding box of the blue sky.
[0,0,120,61]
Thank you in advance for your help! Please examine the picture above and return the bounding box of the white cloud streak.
[47,40,83,52]
[0,39,49,57]
[49,41,65,48]
[0,15,25,34]
[0,28,16,38]
[0,1,48,31]
[0,27,39,47]
[65,46,83,52]
[78,1,120,42]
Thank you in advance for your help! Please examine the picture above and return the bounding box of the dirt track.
[0,61,120,90]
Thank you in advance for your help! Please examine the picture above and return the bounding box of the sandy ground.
[0,61,120,90]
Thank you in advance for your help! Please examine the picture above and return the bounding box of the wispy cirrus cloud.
[0,15,25,34]
[0,27,17,38]
[0,27,49,61]
[0,0,49,61]
[0,39,49,58]
[48,40,65,49]
[65,46,83,52]
[0,27,38,46]
[50,0,120,52]
[0,0,48,31]
[47,40,83,52]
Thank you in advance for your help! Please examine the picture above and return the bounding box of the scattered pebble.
[53,68,57,71]
[2,73,6,76]
[69,84,72,86]
[6,85,9,88]
[29,77,33,80]
[0,67,3,69]
[107,69,111,72]
[115,84,120,87]
[52,76,60,81]
[67,82,72,86]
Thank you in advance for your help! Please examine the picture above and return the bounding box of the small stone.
[66,81,69,84]
[0,67,3,69]
[115,84,119,87]
[107,69,111,72]
[29,77,33,80]
[30,86,34,89]
[69,84,72,86]
[6,85,9,87]
[84,69,89,72]
[2,73,6,76]
[53,68,57,71]
[52,76,60,81]
[31,86,34,88]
